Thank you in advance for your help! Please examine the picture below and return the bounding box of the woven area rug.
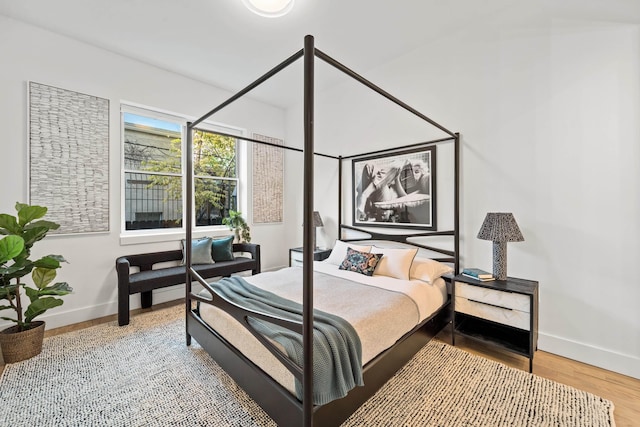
[0,305,615,427]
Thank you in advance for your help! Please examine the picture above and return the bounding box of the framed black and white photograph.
[352,146,436,230]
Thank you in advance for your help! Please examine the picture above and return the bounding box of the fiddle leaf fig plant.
[0,202,72,331]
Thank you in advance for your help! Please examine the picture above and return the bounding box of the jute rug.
[0,305,615,426]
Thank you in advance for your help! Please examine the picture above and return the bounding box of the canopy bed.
[184,35,460,426]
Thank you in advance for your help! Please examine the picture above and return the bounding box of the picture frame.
[352,146,436,230]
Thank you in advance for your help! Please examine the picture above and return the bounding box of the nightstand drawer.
[289,247,332,267]
[290,250,304,265]
[456,282,530,312]
[455,296,530,330]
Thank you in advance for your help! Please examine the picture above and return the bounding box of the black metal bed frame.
[184,35,460,426]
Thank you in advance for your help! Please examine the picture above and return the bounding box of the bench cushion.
[128,256,257,294]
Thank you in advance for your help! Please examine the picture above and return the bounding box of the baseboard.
[7,270,286,332]
[539,332,640,379]
[2,286,187,331]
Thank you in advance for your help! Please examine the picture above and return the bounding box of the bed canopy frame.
[185,35,460,427]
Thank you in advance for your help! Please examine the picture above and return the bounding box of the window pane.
[195,178,237,226]
[193,129,236,178]
[125,172,182,230]
[124,113,181,173]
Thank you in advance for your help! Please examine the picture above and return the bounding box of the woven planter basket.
[0,321,45,363]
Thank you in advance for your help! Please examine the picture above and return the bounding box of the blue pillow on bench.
[211,236,234,262]
[181,237,214,265]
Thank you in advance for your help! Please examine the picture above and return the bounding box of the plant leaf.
[23,220,60,231]
[0,213,20,234]
[0,262,35,280]
[24,297,63,323]
[0,235,24,264]
[17,205,47,227]
[21,226,50,248]
[0,285,18,299]
[32,267,57,289]
[24,286,39,302]
[38,282,72,295]
[33,255,63,269]
[25,282,72,303]
[0,316,18,324]
[44,254,67,263]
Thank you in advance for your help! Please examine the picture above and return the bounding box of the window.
[193,128,238,226]
[122,106,239,234]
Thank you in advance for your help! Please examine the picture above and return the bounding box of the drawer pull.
[468,299,512,311]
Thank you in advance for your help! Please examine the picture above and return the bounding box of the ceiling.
[1,0,639,109]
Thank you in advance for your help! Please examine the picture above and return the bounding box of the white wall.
[0,16,290,330]
[285,19,640,378]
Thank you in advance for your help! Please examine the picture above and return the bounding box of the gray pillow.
[181,237,214,265]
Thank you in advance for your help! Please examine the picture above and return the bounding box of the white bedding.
[312,261,446,322]
[197,260,446,394]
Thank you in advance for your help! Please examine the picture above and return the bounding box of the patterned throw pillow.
[339,248,383,276]
[325,240,372,265]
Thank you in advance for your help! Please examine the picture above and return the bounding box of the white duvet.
[197,261,447,394]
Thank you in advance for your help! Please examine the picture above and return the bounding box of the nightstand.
[452,274,539,372]
[289,247,332,267]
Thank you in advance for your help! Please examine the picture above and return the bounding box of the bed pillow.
[181,237,214,265]
[211,236,234,262]
[338,248,383,276]
[410,257,453,283]
[371,246,418,280]
[325,240,372,266]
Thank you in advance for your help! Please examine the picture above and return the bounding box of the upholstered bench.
[116,242,260,326]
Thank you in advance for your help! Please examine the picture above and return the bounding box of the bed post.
[303,34,315,427]
[186,122,194,346]
[454,132,460,274]
[338,155,343,238]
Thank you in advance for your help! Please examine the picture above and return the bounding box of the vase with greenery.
[0,203,72,362]
[222,210,251,243]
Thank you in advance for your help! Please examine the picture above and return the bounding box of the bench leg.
[141,291,152,308]
[118,291,130,326]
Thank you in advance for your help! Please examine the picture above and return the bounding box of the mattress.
[197,261,447,395]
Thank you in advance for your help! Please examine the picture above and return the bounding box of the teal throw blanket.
[209,276,363,405]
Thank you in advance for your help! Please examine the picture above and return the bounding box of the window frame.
[120,103,244,245]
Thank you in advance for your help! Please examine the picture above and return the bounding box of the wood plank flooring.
[2,301,637,426]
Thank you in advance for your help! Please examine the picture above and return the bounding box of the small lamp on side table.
[477,212,524,280]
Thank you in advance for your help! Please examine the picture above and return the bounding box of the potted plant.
[0,203,72,363]
[222,210,251,243]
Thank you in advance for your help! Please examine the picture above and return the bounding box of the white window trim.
[119,103,247,246]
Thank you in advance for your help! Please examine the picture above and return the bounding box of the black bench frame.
[116,243,260,326]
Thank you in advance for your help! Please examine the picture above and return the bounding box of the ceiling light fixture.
[241,0,295,18]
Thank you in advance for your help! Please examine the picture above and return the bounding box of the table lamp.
[477,212,524,280]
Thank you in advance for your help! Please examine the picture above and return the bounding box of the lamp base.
[492,241,508,281]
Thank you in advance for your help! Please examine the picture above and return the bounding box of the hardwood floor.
[2,302,637,426]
